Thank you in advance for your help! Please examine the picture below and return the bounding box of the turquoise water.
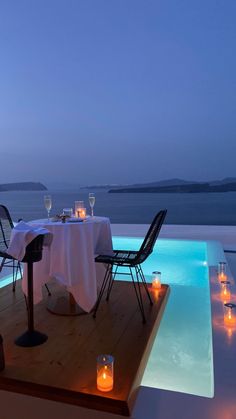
[112,237,214,398]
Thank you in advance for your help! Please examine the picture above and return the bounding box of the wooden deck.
[0,279,169,416]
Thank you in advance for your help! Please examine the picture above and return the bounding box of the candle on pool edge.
[218,272,227,282]
[224,303,236,327]
[152,271,161,290]
[220,281,231,302]
[97,355,114,392]
[218,262,227,281]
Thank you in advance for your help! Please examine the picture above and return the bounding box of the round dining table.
[22,216,113,314]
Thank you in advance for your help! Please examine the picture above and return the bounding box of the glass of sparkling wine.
[89,192,95,217]
[44,195,52,220]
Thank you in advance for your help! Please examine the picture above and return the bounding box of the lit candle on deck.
[218,272,227,282]
[218,262,227,281]
[152,271,161,290]
[220,281,231,302]
[97,355,114,392]
[224,303,236,327]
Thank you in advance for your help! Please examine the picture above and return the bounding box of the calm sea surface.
[1,190,236,225]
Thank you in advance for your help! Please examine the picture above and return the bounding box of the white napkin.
[7,221,53,261]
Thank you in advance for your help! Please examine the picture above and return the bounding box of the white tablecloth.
[22,217,113,312]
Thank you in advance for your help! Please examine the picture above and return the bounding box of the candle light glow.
[97,370,113,392]
[75,201,84,218]
[152,271,161,290]
[220,281,231,302]
[224,303,236,327]
[218,272,227,282]
[97,355,114,392]
[218,262,227,281]
[78,208,86,218]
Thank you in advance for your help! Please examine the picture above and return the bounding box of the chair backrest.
[135,209,167,265]
[0,205,14,253]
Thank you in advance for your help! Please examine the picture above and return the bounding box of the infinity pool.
[112,237,214,398]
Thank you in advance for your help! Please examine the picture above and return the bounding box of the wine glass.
[89,193,95,217]
[44,195,52,220]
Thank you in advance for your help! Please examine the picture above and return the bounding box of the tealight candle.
[97,355,114,392]
[152,271,161,290]
[218,262,227,281]
[220,281,231,302]
[218,272,227,282]
[79,207,86,218]
[224,303,236,327]
[75,201,84,218]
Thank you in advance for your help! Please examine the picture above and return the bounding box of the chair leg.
[12,261,23,292]
[24,293,29,311]
[106,265,118,301]
[130,267,146,323]
[45,283,51,296]
[12,261,16,292]
[0,257,6,272]
[136,265,153,306]
[93,264,112,318]
[18,262,23,279]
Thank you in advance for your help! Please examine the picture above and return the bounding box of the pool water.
[112,237,214,398]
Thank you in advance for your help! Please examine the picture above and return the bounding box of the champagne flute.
[89,193,95,217]
[44,195,52,220]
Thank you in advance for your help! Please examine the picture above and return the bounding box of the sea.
[1,189,236,225]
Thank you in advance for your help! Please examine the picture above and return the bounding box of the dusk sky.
[1,0,236,186]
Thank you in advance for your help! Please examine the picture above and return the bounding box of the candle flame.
[219,273,227,281]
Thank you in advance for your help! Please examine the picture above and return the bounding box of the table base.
[47,293,87,316]
[15,330,48,347]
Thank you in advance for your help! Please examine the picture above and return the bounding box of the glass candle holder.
[152,271,161,290]
[62,208,73,217]
[224,303,236,327]
[218,262,227,281]
[97,354,114,392]
[75,201,84,217]
[78,207,86,218]
[220,281,231,302]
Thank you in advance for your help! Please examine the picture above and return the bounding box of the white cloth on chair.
[7,221,53,261]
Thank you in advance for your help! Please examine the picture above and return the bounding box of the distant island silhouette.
[81,177,236,193]
[108,178,236,193]
[0,182,47,192]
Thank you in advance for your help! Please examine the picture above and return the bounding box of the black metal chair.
[0,205,22,291]
[0,204,51,297]
[93,209,167,323]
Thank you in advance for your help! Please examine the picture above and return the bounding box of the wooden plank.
[0,280,169,416]
[0,280,24,312]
